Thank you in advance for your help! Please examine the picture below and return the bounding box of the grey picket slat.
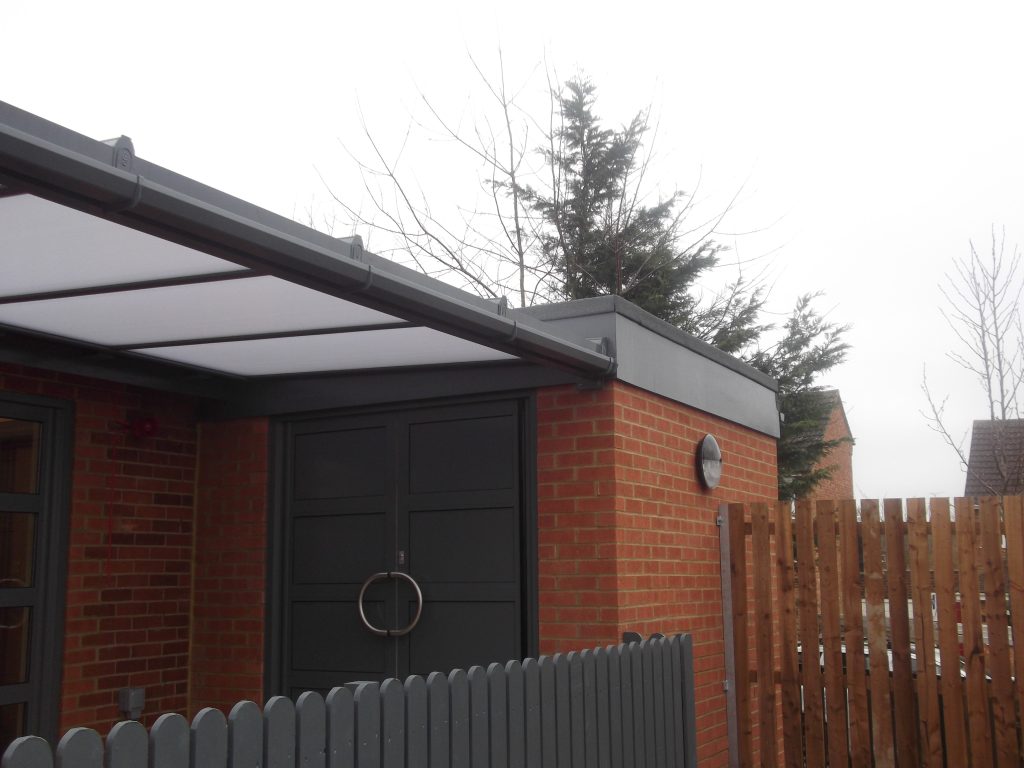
[679,636,696,768]
[487,664,508,768]
[405,676,428,768]
[106,721,147,768]
[325,687,354,768]
[4,737,53,768]
[553,654,571,768]
[505,660,525,768]
[641,642,656,768]
[380,679,404,768]
[296,692,326,768]
[264,697,297,768]
[150,714,189,768]
[227,701,261,768]
[567,652,584,768]
[581,650,598,768]
[650,640,666,768]
[522,659,542,768]
[468,667,489,768]
[617,645,634,768]
[606,647,623,768]
[657,639,674,768]
[667,639,685,768]
[426,672,450,768]
[628,644,645,768]
[352,683,381,768]
[594,648,610,768]
[192,708,228,768]
[538,657,557,768]
[56,728,102,768]
[448,670,470,768]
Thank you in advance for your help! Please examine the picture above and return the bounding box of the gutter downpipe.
[0,118,616,380]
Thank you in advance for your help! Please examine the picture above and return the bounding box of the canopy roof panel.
[0,102,616,386]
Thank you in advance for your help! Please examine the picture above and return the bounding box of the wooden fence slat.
[506,660,525,768]
[150,714,189,768]
[1005,496,1024,754]
[581,650,599,768]
[655,641,674,768]
[956,497,994,768]
[468,666,489,768]
[860,501,894,768]
[908,498,942,767]
[448,670,470,768]
[296,692,326,768]
[816,500,849,768]
[3,737,53,768]
[522,659,542,768]
[487,664,508,768]
[105,721,147,768]
[381,678,405,768]
[838,499,869,768]
[594,648,611,768]
[884,497,919,768]
[640,643,656,768]
[931,499,968,768]
[666,640,684,768]
[228,702,262,768]
[352,683,381,768]
[750,502,777,768]
[192,708,228,768]
[618,645,635,768]
[628,643,645,768]
[555,654,572,768]
[568,652,585,768]
[538,657,557,768]
[55,728,103,768]
[647,643,665,768]
[728,502,753,768]
[264,697,296,768]
[980,496,1018,767]
[774,501,801,768]
[795,499,824,768]
[325,686,354,768]
[404,677,428,768]
[678,636,697,768]
[425,673,449,768]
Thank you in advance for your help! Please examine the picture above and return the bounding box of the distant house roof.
[965,419,1024,495]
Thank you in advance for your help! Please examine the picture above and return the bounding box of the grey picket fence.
[3,634,696,768]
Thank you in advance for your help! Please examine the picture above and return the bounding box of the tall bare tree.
[924,226,1024,493]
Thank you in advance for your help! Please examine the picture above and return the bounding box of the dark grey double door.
[280,400,525,695]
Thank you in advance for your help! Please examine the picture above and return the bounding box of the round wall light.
[697,434,723,489]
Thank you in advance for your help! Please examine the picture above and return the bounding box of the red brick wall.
[536,380,778,768]
[808,405,854,500]
[189,419,270,713]
[0,363,198,732]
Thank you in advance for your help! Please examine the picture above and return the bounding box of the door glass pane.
[0,701,26,754]
[0,607,30,685]
[0,513,34,587]
[0,420,41,494]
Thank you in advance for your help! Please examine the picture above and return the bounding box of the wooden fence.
[721,497,1024,768]
[2,635,696,768]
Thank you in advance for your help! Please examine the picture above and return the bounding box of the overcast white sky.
[6,1,1024,499]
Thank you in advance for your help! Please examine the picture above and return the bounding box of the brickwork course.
[806,389,854,501]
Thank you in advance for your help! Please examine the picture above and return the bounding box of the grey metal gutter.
[0,102,616,379]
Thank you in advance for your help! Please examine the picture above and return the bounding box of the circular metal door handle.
[357,571,424,637]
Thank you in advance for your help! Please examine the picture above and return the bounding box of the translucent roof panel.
[0,194,246,297]
[136,327,516,376]
[0,275,403,346]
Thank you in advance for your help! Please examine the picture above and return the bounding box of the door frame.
[0,390,72,744]
[264,392,539,696]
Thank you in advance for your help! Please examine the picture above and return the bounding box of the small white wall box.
[118,687,145,720]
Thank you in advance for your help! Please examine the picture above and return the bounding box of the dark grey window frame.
[0,390,72,745]
[263,391,539,696]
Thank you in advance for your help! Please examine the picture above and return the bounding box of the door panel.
[278,399,525,691]
[0,397,68,753]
